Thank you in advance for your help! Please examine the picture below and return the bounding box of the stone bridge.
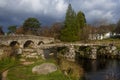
[0,35,119,61]
[38,43,107,49]
[37,43,118,61]
[0,35,54,48]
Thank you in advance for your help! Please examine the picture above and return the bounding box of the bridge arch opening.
[10,41,20,47]
[38,41,44,45]
[23,40,34,48]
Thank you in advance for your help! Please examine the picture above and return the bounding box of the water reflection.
[77,59,120,80]
[77,59,109,72]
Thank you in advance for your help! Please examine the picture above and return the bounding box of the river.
[45,48,120,80]
[76,59,120,80]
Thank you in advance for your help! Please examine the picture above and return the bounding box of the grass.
[7,59,74,80]
[0,57,19,73]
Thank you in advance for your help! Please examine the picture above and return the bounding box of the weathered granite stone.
[22,48,40,59]
[15,48,22,54]
[32,63,57,74]
[0,49,4,56]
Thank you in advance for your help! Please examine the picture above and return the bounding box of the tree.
[98,24,115,34]
[16,26,24,34]
[8,25,17,34]
[115,19,120,33]
[38,26,51,37]
[76,11,86,40]
[0,26,4,35]
[64,4,76,28]
[60,4,86,42]
[76,11,86,29]
[23,17,41,35]
[50,22,63,39]
[60,4,77,42]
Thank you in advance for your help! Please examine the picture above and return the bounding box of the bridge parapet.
[0,35,54,47]
[0,35,54,40]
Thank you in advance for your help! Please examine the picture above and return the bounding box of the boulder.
[0,49,4,56]
[16,48,22,54]
[32,63,57,75]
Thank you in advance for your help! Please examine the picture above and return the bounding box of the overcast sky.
[0,0,120,31]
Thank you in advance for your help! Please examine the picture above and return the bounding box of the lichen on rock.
[32,63,57,75]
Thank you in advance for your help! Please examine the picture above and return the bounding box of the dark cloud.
[0,0,67,32]
[0,0,120,32]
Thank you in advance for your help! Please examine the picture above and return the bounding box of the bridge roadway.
[38,43,109,49]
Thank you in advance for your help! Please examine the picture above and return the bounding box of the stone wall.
[76,45,120,59]
[21,48,46,60]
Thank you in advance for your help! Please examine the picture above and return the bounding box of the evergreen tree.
[60,4,86,42]
[76,11,86,40]
[60,4,77,42]
[65,4,76,28]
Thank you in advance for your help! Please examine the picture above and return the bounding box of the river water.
[77,59,120,80]
[43,49,120,80]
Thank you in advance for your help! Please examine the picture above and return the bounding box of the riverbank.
[7,58,82,80]
[0,39,120,80]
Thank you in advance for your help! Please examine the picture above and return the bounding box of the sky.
[0,0,120,32]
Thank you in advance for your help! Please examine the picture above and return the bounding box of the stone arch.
[10,41,20,47]
[23,40,34,48]
[38,41,44,45]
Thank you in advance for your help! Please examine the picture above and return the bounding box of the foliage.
[23,17,41,35]
[64,4,76,28]
[0,57,19,74]
[76,11,86,40]
[115,19,120,33]
[38,26,51,37]
[98,24,115,34]
[60,4,86,42]
[38,22,63,38]
[58,58,84,80]
[82,25,90,42]
[60,27,78,42]
[16,26,24,34]
[60,4,77,42]
[76,11,86,29]
[50,22,63,39]
[8,25,17,34]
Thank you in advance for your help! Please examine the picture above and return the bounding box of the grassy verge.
[0,57,19,73]
[7,59,74,80]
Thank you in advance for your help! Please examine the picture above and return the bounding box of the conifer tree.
[76,11,86,40]
[60,4,77,42]
[60,4,86,42]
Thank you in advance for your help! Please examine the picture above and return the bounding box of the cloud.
[0,0,120,31]
[0,0,67,17]
[0,0,68,31]
[70,0,118,24]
